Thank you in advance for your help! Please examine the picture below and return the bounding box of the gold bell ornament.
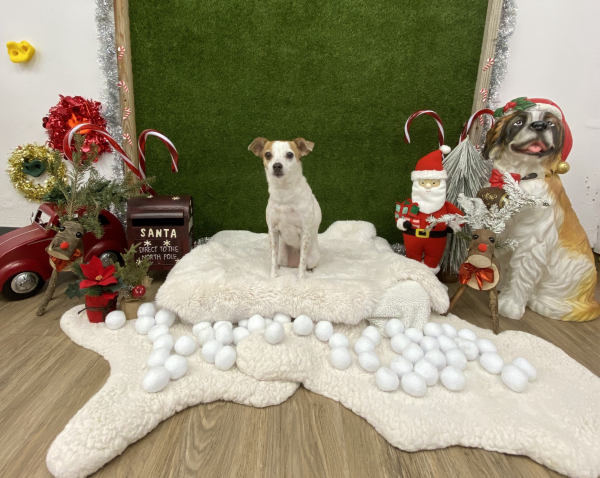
[556,161,570,174]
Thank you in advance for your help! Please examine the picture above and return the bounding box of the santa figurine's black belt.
[403,226,450,238]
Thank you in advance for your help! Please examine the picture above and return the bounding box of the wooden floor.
[1,269,599,478]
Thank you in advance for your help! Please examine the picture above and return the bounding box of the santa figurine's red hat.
[494,97,573,162]
[404,109,451,181]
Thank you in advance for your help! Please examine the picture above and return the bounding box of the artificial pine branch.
[114,243,153,287]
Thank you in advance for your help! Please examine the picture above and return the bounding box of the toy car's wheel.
[3,272,44,301]
[99,251,122,267]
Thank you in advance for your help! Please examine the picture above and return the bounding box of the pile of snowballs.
[323,318,537,396]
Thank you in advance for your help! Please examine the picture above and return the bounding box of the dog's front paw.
[498,295,525,320]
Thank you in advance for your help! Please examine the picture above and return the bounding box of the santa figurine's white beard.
[411,180,447,214]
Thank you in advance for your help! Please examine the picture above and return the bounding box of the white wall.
[0,0,115,227]
[499,0,600,248]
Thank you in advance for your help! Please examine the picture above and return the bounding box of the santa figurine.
[396,111,464,273]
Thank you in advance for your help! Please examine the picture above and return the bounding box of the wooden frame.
[113,0,504,168]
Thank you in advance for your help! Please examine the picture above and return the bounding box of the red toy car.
[0,203,127,300]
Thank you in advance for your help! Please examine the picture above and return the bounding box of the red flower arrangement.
[79,256,119,297]
[43,95,111,158]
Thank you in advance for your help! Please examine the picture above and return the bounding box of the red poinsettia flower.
[79,256,117,289]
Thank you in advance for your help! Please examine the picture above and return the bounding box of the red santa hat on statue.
[404,110,451,180]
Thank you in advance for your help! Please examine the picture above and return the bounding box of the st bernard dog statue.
[482,97,599,322]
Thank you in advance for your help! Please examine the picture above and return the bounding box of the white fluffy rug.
[155,221,448,325]
[48,307,600,478]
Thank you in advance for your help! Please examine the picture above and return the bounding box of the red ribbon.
[50,248,83,272]
[459,263,495,290]
[489,169,521,189]
[63,123,179,195]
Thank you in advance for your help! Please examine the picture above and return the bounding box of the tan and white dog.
[483,97,599,322]
[249,138,321,279]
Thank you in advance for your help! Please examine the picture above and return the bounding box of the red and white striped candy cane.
[117,80,129,93]
[123,107,131,121]
[482,58,495,72]
[137,130,179,182]
[64,123,156,195]
[117,46,125,60]
[459,109,495,143]
[404,110,445,148]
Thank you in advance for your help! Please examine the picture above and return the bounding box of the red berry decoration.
[132,285,146,298]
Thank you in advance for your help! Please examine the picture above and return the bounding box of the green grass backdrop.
[129,0,487,243]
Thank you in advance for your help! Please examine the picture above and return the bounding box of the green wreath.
[6,143,67,201]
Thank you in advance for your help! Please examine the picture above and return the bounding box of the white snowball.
[174,335,198,356]
[479,352,504,374]
[137,302,156,318]
[358,351,381,372]
[354,336,375,355]
[512,357,537,381]
[197,327,216,346]
[445,348,467,370]
[265,318,273,326]
[238,319,249,328]
[329,333,349,349]
[457,328,477,341]
[441,322,458,338]
[476,338,497,354]
[423,322,443,338]
[147,324,170,342]
[135,316,155,335]
[501,364,529,392]
[414,359,439,386]
[424,349,447,370]
[214,320,233,330]
[248,314,266,333]
[385,318,405,337]
[330,347,352,370]
[232,327,250,345]
[315,321,334,342]
[265,322,285,344]
[376,367,400,392]
[438,335,458,354]
[273,312,292,324]
[404,327,424,343]
[362,326,381,346]
[215,346,237,370]
[147,347,171,368]
[390,355,413,377]
[390,333,411,354]
[105,310,126,330]
[201,339,223,363]
[215,325,234,345]
[192,321,211,335]
[401,372,427,397]
[155,309,176,327]
[440,366,466,391]
[292,315,313,336]
[142,367,170,392]
[402,343,425,363]
[164,354,187,380]
[458,340,479,361]
[420,336,439,353]
[153,333,174,351]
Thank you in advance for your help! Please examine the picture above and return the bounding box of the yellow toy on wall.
[6,41,35,63]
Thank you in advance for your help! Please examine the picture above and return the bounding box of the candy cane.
[479,88,488,104]
[117,46,126,60]
[123,133,133,146]
[123,107,131,121]
[482,58,495,72]
[117,80,129,93]
[404,110,445,148]
[138,129,179,178]
[459,109,495,143]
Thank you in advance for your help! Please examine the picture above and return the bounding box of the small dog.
[483,98,600,322]
[248,138,321,279]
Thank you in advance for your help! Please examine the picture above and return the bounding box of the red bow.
[459,263,495,290]
[50,248,83,272]
[489,169,521,189]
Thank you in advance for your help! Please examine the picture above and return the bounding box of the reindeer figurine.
[427,173,548,334]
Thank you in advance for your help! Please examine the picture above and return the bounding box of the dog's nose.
[273,163,283,172]
[530,121,548,131]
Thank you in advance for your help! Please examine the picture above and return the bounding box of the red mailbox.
[126,196,193,270]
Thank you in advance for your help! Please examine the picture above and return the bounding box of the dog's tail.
[561,266,600,322]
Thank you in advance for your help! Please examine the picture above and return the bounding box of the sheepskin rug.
[155,221,449,325]
[47,307,600,478]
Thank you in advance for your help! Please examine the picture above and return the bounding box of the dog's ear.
[482,114,513,160]
[249,137,268,157]
[294,138,314,157]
